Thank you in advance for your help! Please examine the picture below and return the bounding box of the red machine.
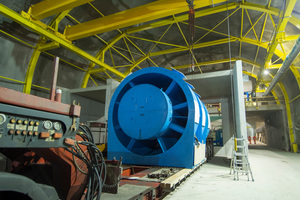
[0,87,103,200]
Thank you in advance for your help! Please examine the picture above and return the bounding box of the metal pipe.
[50,57,59,101]
[263,36,300,96]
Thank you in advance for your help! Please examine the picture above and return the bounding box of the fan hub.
[118,84,172,140]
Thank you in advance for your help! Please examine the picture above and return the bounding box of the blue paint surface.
[108,67,210,168]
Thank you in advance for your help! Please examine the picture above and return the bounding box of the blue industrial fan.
[108,67,210,168]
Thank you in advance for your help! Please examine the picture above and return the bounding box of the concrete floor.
[164,142,300,200]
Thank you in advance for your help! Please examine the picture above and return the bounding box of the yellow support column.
[23,49,41,94]
[29,0,93,20]
[23,10,69,94]
[278,82,298,153]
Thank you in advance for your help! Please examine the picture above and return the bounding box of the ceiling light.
[264,70,269,75]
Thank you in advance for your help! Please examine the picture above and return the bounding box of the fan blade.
[165,80,176,95]
[114,124,121,130]
[157,137,167,153]
[169,123,185,134]
[129,81,135,88]
[127,138,136,150]
[173,102,188,110]
[173,116,188,119]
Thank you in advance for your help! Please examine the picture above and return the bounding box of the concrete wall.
[204,97,235,158]
[60,88,105,123]
[264,110,289,151]
[0,36,32,92]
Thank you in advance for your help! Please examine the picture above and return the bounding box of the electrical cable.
[65,124,107,200]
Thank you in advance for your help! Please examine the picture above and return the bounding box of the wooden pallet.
[161,164,201,191]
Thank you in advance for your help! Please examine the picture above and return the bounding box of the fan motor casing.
[108,67,210,168]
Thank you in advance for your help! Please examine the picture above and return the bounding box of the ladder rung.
[235,161,249,164]
[234,138,245,141]
[236,146,245,148]
[235,153,247,156]
[235,171,251,173]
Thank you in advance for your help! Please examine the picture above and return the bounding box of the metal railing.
[244,96,284,108]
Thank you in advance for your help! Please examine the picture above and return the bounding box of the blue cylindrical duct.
[108,67,210,168]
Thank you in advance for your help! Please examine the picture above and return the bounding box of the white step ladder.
[230,137,254,181]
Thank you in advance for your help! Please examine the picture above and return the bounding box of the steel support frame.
[24,10,69,94]
[1,0,299,117]
[82,2,300,86]
[278,82,298,153]
[28,0,92,20]
[121,36,292,75]
[0,4,126,82]
[259,0,297,82]
[64,0,227,40]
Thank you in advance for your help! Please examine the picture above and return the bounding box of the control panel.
[0,102,78,148]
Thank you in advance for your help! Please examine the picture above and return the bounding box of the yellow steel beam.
[242,70,258,80]
[148,23,174,53]
[123,33,300,80]
[0,29,34,48]
[239,8,244,58]
[123,37,135,62]
[23,49,41,94]
[65,0,227,40]
[254,11,268,63]
[271,91,281,105]
[126,35,185,49]
[263,72,296,151]
[149,36,289,58]
[0,76,24,84]
[181,22,230,38]
[254,88,280,105]
[278,82,298,153]
[261,0,297,72]
[124,36,290,75]
[127,2,238,35]
[151,38,238,57]
[37,41,60,51]
[265,64,282,69]
[84,2,300,83]
[0,4,126,80]
[28,0,93,20]
[256,89,265,93]
[127,2,300,36]
[67,14,131,63]
[43,51,86,72]
[23,10,70,94]
[243,9,261,40]
[125,36,147,56]
[272,57,282,65]
[109,48,115,67]
[124,56,149,76]
[89,24,173,79]
[194,8,239,44]
[170,58,258,78]
[81,33,124,88]
[89,75,99,87]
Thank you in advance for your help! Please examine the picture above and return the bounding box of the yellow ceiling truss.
[28,0,93,20]
[259,0,298,79]
[80,2,300,85]
[0,0,300,108]
[0,1,299,93]
[64,0,227,40]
